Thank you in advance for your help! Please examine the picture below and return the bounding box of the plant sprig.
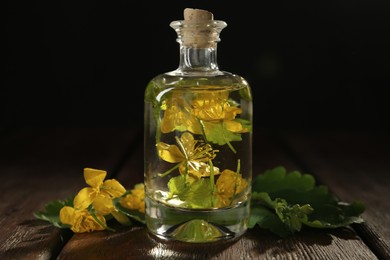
[249,166,365,237]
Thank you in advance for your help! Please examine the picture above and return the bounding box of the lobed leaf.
[250,167,365,237]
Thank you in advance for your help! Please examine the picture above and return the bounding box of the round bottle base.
[145,197,250,243]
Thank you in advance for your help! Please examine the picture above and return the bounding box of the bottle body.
[144,71,253,242]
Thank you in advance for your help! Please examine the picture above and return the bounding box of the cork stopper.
[179,8,224,48]
[184,8,213,22]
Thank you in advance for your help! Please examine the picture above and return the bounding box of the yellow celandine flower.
[191,91,248,134]
[157,132,219,179]
[73,168,126,215]
[160,93,201,134]
[215,169,248,207]
[160,90,248,135]
[120,183,145,213]
[191,91,241,121]
[59,168,130,233]
[59,207,106,233]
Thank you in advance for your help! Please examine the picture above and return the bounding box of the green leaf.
[34,197,73,228]
[168,175,216,208]
[113,198,145,225]
[303,201,365,228]
[250,167,366,237]
[204,122,242,146]
[249,207,293,238]
[168,175,189,196]
[252,166,315,193]
[184,178,217,208]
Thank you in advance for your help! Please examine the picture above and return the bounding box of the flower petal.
[224,107,242,121]
[72,210,106,233]
[180,132,196,154]
[59,206,76,226]
[74,187,95,210]
[120,183,145,213]
[93,195,115,215]
[180,161,220,179]
[160,92,202,134]
[191,91,233,121]
[77,213,106,233]
[224,120,247,133]
[216,169,248,207]
[84,168,106,188]
[102,179,126,198]
[157,142,184,163]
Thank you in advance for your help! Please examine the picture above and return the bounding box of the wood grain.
[280,130,390,259]
[0,127,140,259]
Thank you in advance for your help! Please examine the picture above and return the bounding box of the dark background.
[4,1,390,131]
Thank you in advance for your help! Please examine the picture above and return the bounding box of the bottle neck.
[169,19,227,75]
[178,45,219,72]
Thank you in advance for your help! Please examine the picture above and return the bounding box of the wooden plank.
[57,225,378,260]
[280,130,390,259]
[0,127,141,259]
[58,130,378,259]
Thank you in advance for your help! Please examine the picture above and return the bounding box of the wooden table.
[0,127,389,259]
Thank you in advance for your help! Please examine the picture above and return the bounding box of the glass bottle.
[144,8,253,243]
